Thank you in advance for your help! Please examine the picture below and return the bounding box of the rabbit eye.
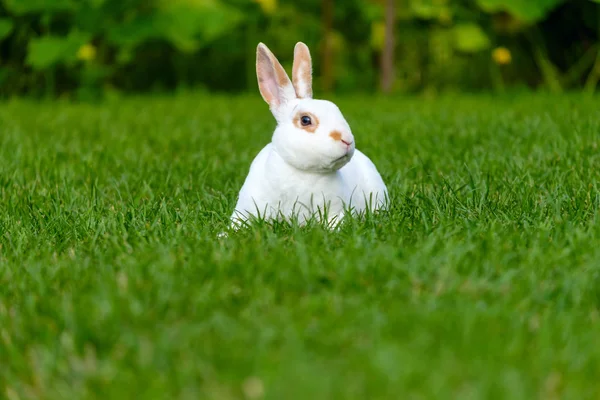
[295,112,319,132]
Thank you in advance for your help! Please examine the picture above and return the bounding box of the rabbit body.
[229,42,388,229]
[231,143,387,227]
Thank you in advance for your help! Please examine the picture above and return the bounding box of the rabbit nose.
[329,130,353,144]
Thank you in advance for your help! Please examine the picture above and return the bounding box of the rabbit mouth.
[330,153,351,169]
[334,147,354,162]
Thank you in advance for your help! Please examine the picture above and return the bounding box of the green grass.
[1,91,600,399]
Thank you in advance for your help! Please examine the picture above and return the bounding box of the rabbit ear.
[292,42,313,99]
[256,43,296,113]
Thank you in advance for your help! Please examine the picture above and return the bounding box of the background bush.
[0,0,599,99]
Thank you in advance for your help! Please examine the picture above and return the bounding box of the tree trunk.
[322,0,334,92]
[381,0,395,93]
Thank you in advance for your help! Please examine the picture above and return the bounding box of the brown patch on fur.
[329,130,342,141]
[273,59,291,88]
[292,42,313,98]
[293,111,319,133]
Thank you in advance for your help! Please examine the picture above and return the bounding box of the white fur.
[228,42,388,229]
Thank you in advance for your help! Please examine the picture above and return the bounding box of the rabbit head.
[256,42,355,173]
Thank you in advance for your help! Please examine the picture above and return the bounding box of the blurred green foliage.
[0,0,599,99]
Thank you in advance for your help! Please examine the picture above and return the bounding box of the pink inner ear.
[257,49,281,107]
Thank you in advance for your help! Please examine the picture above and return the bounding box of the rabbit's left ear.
[292,42,313,99]
[256,42,297,117]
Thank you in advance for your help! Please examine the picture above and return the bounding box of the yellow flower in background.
[77,43,96,62]
[254,0,277,15]
[492,47,511,65]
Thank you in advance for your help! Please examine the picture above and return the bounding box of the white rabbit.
[229,41,388,229]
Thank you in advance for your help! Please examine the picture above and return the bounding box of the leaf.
[452,23,490,53]
[106,15,159,48]
[410,0,450,20]
[26,32,90,70]
[476,0,565,23]
[254,0,277,15]
[3,0,75,15]
[361,1,384,22]
[0,18,14,41]
[108,1,243,53]
[164,1,243,50]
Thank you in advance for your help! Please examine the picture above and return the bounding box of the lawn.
[1,92,600,399]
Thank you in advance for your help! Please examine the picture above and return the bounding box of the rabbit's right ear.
[292,42,313,99]
[256,43,296,114]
